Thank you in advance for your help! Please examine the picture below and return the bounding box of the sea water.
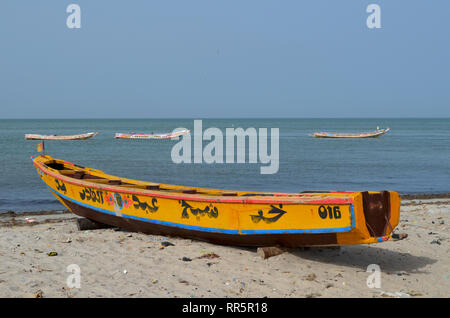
[0,118,449,212]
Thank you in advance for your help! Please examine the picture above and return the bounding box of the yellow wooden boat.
[32,155,404,247]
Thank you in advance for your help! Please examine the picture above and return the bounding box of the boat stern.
[335,190,402,245]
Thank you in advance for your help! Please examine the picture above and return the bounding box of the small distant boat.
[25,132,98,141]
[310,128,390,139]
[32,154,405,247]
[114,129,190,140]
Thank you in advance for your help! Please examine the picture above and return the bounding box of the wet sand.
[0,198,449,298]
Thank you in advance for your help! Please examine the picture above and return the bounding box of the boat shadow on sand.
[288,245,436,274]
[110,229,436,275]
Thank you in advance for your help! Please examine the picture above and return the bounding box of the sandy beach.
[0,197,449,298]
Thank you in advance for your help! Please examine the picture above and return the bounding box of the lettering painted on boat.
[250,204,286,224]
[55,180,67,194]
[80,188,104,204]
[132,195,158,213]
[179,200,219,219]
[318,205,342,219]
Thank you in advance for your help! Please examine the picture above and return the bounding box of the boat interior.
[39,156,347,199]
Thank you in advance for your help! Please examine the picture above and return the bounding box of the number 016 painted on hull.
[318,206,342,219]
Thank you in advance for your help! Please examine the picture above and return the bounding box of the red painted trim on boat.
[33,158,354,205]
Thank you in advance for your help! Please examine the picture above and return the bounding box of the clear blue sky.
[0,1,449,118]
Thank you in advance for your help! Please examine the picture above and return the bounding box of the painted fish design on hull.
[250,204,286,224]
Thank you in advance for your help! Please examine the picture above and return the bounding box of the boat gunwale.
[32,156,354,205]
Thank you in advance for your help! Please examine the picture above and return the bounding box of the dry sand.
[0,198,449,298]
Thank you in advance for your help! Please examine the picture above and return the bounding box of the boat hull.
[59,195,340,246]
[311,128,390,139]
[32,155,401,247]
[25,132,98,140]
[114,129,190,140]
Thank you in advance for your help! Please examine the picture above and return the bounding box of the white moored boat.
[25,132,98,140]
[114,129,190,140]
